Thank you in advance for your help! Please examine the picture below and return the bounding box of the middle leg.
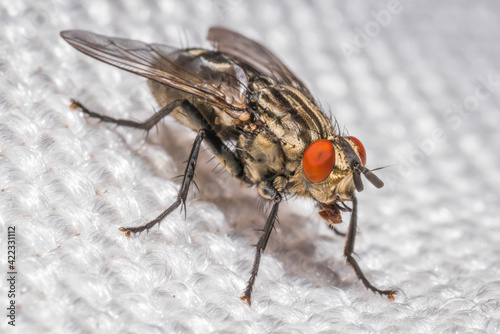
[120,128,205,236]
[240,182,282,306]
[117,100,243,235]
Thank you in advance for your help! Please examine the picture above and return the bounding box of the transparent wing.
[207,27,313,99]
[60,30,248,110]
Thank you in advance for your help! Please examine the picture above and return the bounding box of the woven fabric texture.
[1,1,500,333]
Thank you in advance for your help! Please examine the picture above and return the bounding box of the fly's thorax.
[240,80,339,190]
[248,75,278,92]
[238,130,286,184]
[249,82,335,163]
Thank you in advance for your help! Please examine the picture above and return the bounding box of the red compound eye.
[348,136,366,166]
[303,139,336,183]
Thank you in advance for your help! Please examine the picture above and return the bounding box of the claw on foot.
[119,227,131,237]
[69,98,79,110]
[240,296,251,307]
[386,290,397,301]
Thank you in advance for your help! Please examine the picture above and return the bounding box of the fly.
[60,27,397,305]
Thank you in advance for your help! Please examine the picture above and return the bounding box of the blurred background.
[1,0,499,332]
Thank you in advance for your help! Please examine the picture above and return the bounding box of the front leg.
[344,194,397,300]
[240,182,282,306]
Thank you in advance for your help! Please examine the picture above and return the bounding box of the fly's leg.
[70,99,187,130]
[103,99,244,236]
[240,182,281,306]
[344,194,397,300]
[72,98,244,178]
[119,129,205,236]
[328,225,346,237]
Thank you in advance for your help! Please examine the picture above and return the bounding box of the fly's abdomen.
[148,78,242,141]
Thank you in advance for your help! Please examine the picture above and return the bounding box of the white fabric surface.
[1,1,500,333]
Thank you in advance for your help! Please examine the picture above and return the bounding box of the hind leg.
[73,99,245,234]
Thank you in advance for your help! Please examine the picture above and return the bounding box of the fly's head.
[299,136,384,224]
